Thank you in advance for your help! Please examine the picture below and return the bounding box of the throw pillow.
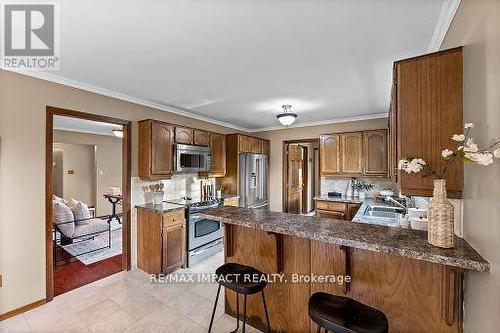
[68,199,91,225]
[53,201,75,237]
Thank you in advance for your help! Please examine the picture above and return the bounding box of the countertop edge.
[199,212,490,273]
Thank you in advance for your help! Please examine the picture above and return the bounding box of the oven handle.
[191,239,222,255]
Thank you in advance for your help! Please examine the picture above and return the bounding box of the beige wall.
[54,130,122,216]
[56,143,97,207]
[0,70,238,315]
[441,0,500,331]
[254,118,388,211]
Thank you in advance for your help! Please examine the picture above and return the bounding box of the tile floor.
[0,252,262,333]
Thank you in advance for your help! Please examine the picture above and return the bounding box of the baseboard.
[0,299,46,321]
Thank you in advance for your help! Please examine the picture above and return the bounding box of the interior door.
[287,145,304,214]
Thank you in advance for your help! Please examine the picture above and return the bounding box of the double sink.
[362,205,406,227]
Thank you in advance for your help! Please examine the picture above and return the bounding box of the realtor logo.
[2,3,59,70]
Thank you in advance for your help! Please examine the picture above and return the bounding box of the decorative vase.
[358,191,366,200]
[216,190,222,199]
[427,179,454,248]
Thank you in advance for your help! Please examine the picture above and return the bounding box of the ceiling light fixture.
[112,129,124,138]
[276,105,297,126]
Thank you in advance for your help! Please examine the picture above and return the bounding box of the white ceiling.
[16,0,457,131]
[54,116,122,137]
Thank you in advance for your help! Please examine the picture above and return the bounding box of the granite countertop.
[135,202,185,213]
[199,206,489,272]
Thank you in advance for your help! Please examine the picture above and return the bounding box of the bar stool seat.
[309,292,389,333]
[215,262,268,295]
[208,263,271,333]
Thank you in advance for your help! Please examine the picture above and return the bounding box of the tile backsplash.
[320,176,397,197]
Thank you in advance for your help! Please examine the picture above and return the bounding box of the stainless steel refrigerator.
[239,153,269,208]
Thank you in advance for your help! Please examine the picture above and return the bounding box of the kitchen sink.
[362,205,406,226]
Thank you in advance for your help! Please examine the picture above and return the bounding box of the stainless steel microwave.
[175,144,212,172]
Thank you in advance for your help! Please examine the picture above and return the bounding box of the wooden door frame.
[300,145,308,214]
[45,106,132,301]
[282,138,319,213]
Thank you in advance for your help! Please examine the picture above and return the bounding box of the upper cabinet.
[320,134,341,174]
[341,132,363,174]
[139,120,175,179]
[139,119,227,179]
[199,132,226,177]
[391,47,463,198]
[364,130,388,175]
[174,126,193,145]
[320,131,388,177]
[193,129,210,147]
[236,134,268,155]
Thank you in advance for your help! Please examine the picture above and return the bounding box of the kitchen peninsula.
[200,206,489,333]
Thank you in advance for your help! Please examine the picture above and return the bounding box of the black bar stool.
[309,292,389,333]
[208,263,271,333]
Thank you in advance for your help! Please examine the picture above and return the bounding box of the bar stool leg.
[230,294,239,333]
[208,284,221,333]
[261,290,271,333]
[242,294,247,333]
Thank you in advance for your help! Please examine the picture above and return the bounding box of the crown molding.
[6,69,388,133]
[427,0,461,52]
[4,69,249,132]
[247,113,389,133]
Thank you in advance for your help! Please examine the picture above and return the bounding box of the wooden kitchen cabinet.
[341,132,363,174]
[364,130,388,175]
[162,222,185,273]
[238,135,251,153]
[174,126,194,145]
[315,199,361,221]
[210,132,226,175]
[392,47,463,198]
[249,136,262,154]
[193,129,210,147]
[262,140,270,155]
[320,134,341,174]
[137,207,186,274]
[138,120,174,179]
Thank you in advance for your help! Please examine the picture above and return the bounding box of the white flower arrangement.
[398,123,500,178]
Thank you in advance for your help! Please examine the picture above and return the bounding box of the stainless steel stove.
[165,197,223,267]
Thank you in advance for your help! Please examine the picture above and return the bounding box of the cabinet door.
[363,130,388,175]
[262,140,270,156]
[194,129,210,147]
[210,133,226,174]
[396,48,463,197]
[320,134,341,174]
[175,126,193,145]
[316,209,346,220]
[239,135,250,153]
[162,223,185,274]
[341,132,363,174]
[249,137,263,154]
[151,122,174,175]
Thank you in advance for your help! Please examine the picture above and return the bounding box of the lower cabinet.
[315,200,361,221]
[137,207,186,274]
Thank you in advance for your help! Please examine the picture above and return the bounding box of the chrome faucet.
[385,196,407,209]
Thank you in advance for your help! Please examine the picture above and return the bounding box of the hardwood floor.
[54,254,123,296]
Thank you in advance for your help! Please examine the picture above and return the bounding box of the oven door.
[188,214,222,250]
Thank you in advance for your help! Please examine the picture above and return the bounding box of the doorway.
[283,139,320,214]
[45,106,131,301]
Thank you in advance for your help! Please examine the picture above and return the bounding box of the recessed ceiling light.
[276,105,297,126]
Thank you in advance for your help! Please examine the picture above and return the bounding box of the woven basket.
[427,179,454,248]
